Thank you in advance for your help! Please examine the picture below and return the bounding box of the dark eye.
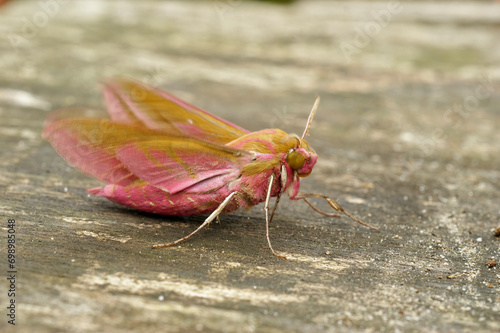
[286,151,306,170]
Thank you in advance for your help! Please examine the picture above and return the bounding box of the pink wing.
[42,119,152,186]
[117,139,251,194]
[42,118,251,192]
[103,78,250,144]
[43,79,252,189]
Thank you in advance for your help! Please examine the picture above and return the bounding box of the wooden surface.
[1,1,499,332]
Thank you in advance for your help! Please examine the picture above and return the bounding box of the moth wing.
[42,119,159,186]
[103,78,250,144]
[42,118,250,193]
[117,138,251,194]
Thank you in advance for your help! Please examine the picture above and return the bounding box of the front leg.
[264,174,286,259]
[294,192,379,231]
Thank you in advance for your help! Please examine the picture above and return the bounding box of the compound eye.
[286,151,306,170]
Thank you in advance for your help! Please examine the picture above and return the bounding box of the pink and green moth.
[42,79,378,259]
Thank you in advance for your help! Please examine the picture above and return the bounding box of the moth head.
[286,137,318,177]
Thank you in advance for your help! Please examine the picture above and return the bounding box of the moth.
[42,79,378,258]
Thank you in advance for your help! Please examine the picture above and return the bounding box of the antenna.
[301,96,320,139]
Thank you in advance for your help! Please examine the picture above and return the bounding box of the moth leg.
[303,198,341,218]
[268,164,286,224]
[296,192,379,231]
[268,192,282,225]
[265,174,286,260]
[152,191,238,249]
